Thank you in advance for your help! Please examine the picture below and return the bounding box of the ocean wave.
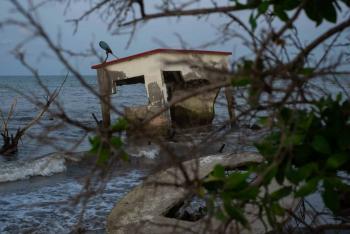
[0,154,66,183]
[127,145,160,160]
[0,145,159,183]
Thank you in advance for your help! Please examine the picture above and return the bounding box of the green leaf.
[231,77,251,87]
[295,178,319,197]
[312,135,331,154]
[215,209,228,222]
[283,134,304,146]
[304,0,323,25]
[203,176,224,192]
[235,186,259,200]
[341,0,350,7]
[279,107,293,123]
[255,132,280,158]
[89,136,101,154]
[325,177,349,190]
[273,4,289,22]
[258,1,269,14]
[224,171,250,190]
[281,0,300,10]
[265,203,277,225]
[258,116,269,127]
[337,131,350,149]
[120,151,129,161]
[322,1,337,23]
[97,147,110,165]
[270,186,292,201]
[300,67,314,76]
[326,153,348,169]
[322,180,339,213]
[112,118,128,131]
[263,166,278,185]
[270,202,285,216]
[111,136,123,149]
[223,202,249,228]
[298,112,314,131]
[249,13,257,30]
[336,93,343,102]
[276,160,289,185]
[286,163,317,184]
[212,164,225,178]
[274,7,289,22]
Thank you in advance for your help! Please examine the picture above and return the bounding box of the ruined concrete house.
[91,48,232,131]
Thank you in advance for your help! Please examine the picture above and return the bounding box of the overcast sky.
[0,1,347,76]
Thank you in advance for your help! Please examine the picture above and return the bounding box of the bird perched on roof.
[99,41,118,63]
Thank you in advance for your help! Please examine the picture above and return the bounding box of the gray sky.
[0,0,347,76]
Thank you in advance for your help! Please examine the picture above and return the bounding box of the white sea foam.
[128,145,160,160]
[0,154,66,183]
[0,169,146,233]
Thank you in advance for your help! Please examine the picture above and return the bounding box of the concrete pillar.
[97,69,111,128]
[224,86,236,127]
[140,71,171,131]
[144,71,167,106]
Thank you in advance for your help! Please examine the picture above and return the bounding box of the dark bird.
[99,41,118,63]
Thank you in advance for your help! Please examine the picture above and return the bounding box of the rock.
[106,153,298,234]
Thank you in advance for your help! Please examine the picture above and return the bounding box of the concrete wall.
[102,52,229,105]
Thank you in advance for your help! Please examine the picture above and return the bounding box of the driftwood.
[0,74,67,156]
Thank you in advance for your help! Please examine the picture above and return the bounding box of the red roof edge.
[91,48,232,69]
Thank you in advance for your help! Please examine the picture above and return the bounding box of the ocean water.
[0,164,146,233]
[0,75,233,161]
[0,75,233,233]
[0,75,151,232]
[0,75,151,161]
[0,75,349,232]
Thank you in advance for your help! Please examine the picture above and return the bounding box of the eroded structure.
[91,48,232,130]
[106,153,299,233]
